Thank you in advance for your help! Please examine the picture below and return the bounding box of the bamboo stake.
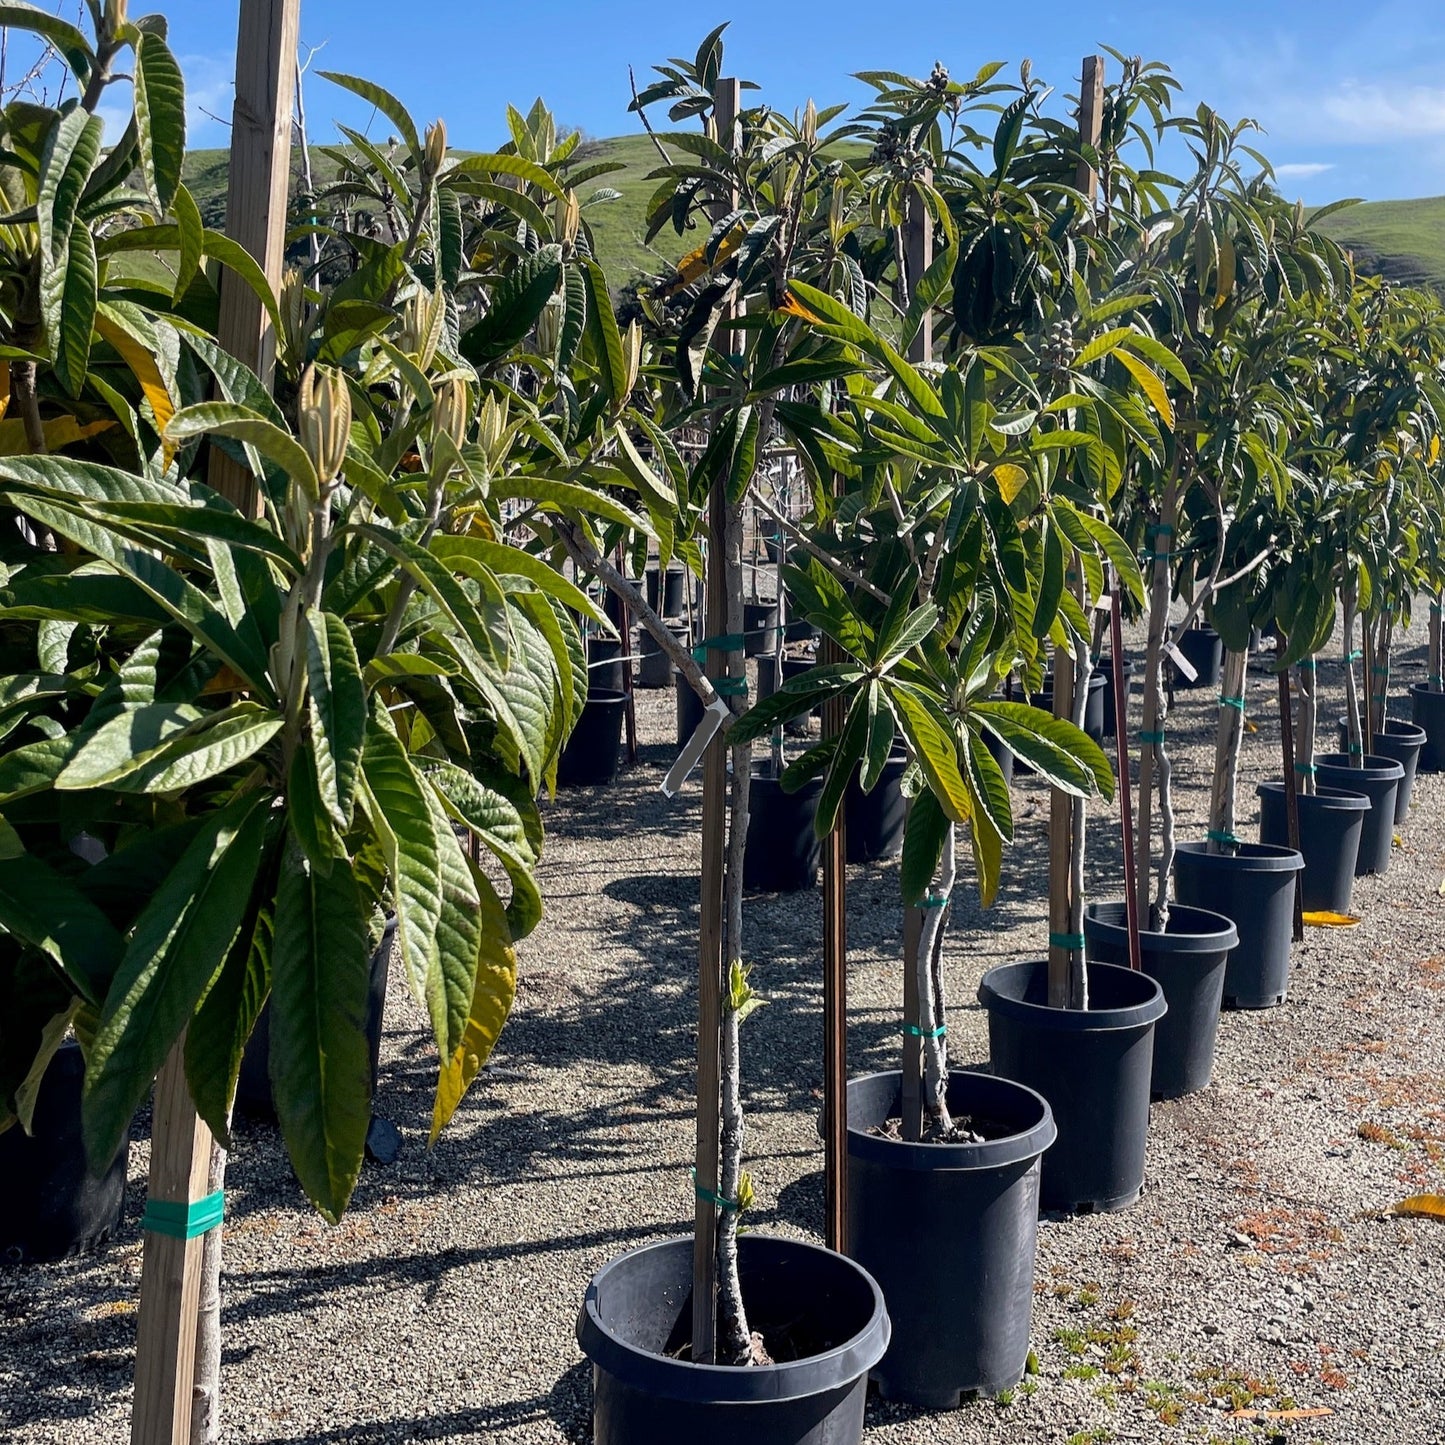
[208,0,301,518]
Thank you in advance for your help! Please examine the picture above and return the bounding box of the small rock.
[1203,1322,1220,1336]
[1228,1231,1253,1248]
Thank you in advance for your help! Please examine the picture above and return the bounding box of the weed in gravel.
[1066,1430,1114,1445]
[1064,1362,1100,1380]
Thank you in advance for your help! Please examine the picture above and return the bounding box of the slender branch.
[752,493,889,602]
[628,65,674,166]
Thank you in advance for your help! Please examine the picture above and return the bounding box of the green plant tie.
[902,1022,947,1040]
[1431,674,1444,688]
[1371,666,1390,677]
[1206,829,1241,847]
[1147,523,1175,537]
[1299,658,1317,671]
[692,634,746,662]
[690,1168,739,1212]
[1141,550,1176,563]
[1346,651,1362,662]
[141,1190,224,1241]
[1048,931,1086,951]
[1218,694,1245,712]
[921,892,950,909]
[1139,729,1165,744]
[1348,743,1363,754]
[712,677,749,697]
[1432,603,1442,616]
[1294,761,1316,775]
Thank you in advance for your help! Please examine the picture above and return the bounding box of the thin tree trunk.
[916,827,955,1138]
[189,1139,227,1443]
[1342,587,1363,765]
[1067,609,1092,1008]
[1373,615,1392,726]
[1295,657,1318,795]
[1207,648,1248,853]
[1430,592,1442,693]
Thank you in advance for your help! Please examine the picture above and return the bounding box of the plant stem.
[914,826,955,1138]
[1294,657,1318,795]
[1207,648,1248,853]
[1342,586,1362,765]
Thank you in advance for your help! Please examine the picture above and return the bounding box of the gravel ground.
[4,607,1444,1445]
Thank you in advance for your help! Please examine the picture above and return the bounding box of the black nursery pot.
[745,768,823,892]
[843,750,908,863]
[1083,903,1237,1099]
[645,564,686,619]
[1097,655,1135,740]
[1173,842,1303,1009]
[638,623,690,690]
[0,1040,129,1264]
[1256,782,1369,913]
[1410,682,1445,773]
[1334,717,1426,824]
[558,689,628,788]
[577,1234,890,1445]
[744,601,779,658]
[238,921,395,1118]
[1031,671,1107,744]
[675,668,706,748]
[978,961,1166,1213]
[587,636,626,692]
[1173,626,1223,689]
[1315,754,1405,876]
[845,1070,1055,1407]
[982,728,1015,788]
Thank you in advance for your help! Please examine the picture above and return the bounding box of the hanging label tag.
[1094,593,1114,613]
[660,697,731,798]
[1165,640,1198,683]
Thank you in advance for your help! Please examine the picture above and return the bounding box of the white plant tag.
[1094,593,1114,613]
[660,696,731,798]
[1165,640,1198,683]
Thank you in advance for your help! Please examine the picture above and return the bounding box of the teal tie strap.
[690,1168,739,1212]
[1431,675,1444,688]
[712,677,749,697]
[1371,665,1390,677]
[903,1022,947,1040]
[1294,761,1316,775]
[141,1190,224,1241]
[1346,650,1362,663]
[1049,931,1086,951]
[1147,522,1175,536]
[921,891,950,909]
[1298,658,1317,671]
[1206,828,1241,847]
[1139,729,1165,744]
[692,633,746,662]
[1218,694,1245,712]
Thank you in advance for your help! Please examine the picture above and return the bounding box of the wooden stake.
[130,1044,213,1445]
[821,645,848,1251]
[1278,661,1305,943]
[617,546,638,764]
[899,175,931,1143]
[208,0,302,517]
[690,75,741,1367]
[1074,55,1106,211]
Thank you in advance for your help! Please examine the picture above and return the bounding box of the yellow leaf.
[663,224,744,297]
[1431,434,1441,466]
[1389,1194,1445,1220]
[95,312,176,452]
[1393,832,1403,849]
[0,361,10,422]
[776,290,827,326]
[1115,349,1174,428]
[1244,719,1257,733]
[1302,910,1361,927]
[0,416,114,457]
[429,861,517,1145]
[992,462,1028,504]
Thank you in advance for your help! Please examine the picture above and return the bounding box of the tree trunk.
[1207,648,1248,853]
[1295,658,1318,795]
[914,827,955,1138]
[1342,587,1362,765]
[189,1139,228,1443]
[1430,592,1442,693]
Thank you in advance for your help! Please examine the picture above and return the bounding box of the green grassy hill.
[1312,197,1445,290]
[184,140,1445,295]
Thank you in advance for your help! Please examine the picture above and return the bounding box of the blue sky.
[150,1,1445,202]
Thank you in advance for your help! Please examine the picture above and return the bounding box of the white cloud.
[1315,81,1445,142]
[1272,162,1334,179]
[97,52,235,149]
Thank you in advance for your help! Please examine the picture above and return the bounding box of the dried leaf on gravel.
[1388,1194,1445,1220]
[1229,1407,1335,1420]
[1302,910,1362,927]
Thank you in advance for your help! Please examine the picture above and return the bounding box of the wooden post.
[1278,661,1305,942]
[208,0,302,517]
[691,75,742,1366]
[820,652,848,1251]
[130,1046,214,1444]
[1074,55,1105,212]
[899,176,932,1142]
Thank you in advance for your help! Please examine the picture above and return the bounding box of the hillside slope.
[1312,196,1445,290]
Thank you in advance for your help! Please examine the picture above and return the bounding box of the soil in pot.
[745,766,823,892]
[843,749,908,863]
[846,1070,1055,1407]
[1334,717,1426,824]
[238,921,395,1119]
[1256,782,1369,913]
[1173,841,1303,1009]
[1314,754,1405,876]
[743,601,779,658]
[1097,654,1134,740]
[0,1039,129,1264]
[1409,682,1445,773]
[577,1233,889,1445]
[1173,626,1223,689]
[1083,902,1237,1099]
[978,961,1166,1214]
[558,688,628,788]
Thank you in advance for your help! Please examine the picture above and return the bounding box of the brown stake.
[1278,661,1305,942]
[208,0,302,518]
[617,546,638,764]
[1109,584,1142,972]
[1362,622,1376,755]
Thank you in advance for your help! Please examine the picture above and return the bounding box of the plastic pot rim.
[1174,839,1304,874]
[1084,900,1238,955]
[576,1233,890,1404]
[844,1069,1056,1172]
[977,959,1167,1033]
[1314,753,1406,783]
[1256,781,1370,812]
